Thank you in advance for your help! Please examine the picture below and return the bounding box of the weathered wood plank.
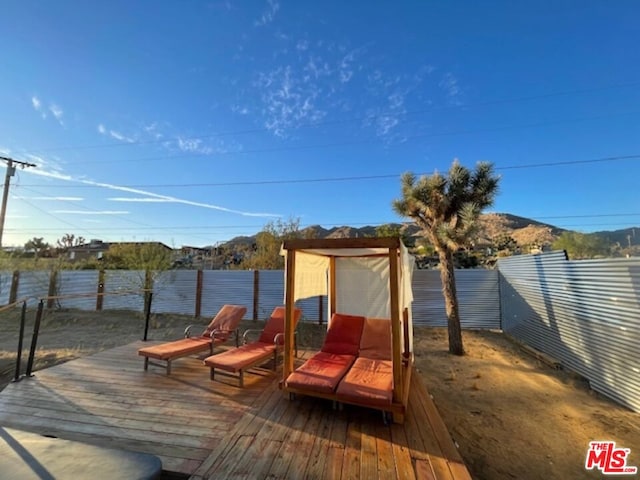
[416,459,437,480]
[303,408,333,479]
[265,400,313,479]
[360,419,378,480]
[375,422,396,479]
[0,343,472,480]
[194,381,282,477]
[282,398,326,480]
[342,414,362,480]
[390,423,417,480]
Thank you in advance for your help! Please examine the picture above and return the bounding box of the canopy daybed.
[280,237,415,423]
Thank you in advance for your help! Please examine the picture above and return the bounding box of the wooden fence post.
[9,270,19,304]
[195,269,203,318]
[253,270,259,321]
[96,270,105,311]
[46,270,58,309]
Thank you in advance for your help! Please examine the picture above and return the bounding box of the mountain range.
[219,213,638,249]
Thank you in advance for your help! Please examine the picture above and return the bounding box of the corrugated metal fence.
[499,251,640,412]
[0,268,501,327]
[412,269,500,328]
[3,258,639,412]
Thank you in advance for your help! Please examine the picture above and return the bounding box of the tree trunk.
[439,248,465,355]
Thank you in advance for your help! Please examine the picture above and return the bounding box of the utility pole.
[0,156,37,248]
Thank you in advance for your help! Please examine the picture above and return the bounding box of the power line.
[7,215,640,232]
[16,153,640,189]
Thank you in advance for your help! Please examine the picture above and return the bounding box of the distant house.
[67,239,110,261]
[67,239,174,262]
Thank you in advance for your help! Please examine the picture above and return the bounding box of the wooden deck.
[0,342,471,479]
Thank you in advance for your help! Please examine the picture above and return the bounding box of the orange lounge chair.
[203,306,302,387]
[336,317,393,408]
[285,313,365,396]
[138,304,247,375]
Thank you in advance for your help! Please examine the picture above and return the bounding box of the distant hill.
[500,213,566,236]
[217,214,637,250]
[592,227,640,247]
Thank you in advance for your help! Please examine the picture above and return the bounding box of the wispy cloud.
[13,196,84,201]
[108,197,174,203]
[31,96,42,111]
[231,104,250,115]
[439,72,462,104]
[30,96,65,126]
[97,123,135,143]
[339,51,356,83]
[49,104,64,126]
[255,65,325,137]
[31,95,47,119]
[54,210,129,215]
[255,0,280,26]
[144,122,163,139]
[177,136,212,154]
[27,167,280,218]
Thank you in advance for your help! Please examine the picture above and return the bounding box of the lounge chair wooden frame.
[138,304,247,375]
[204,307,302,387]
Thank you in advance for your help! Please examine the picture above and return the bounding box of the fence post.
[25,300,44,377]
[318,295,324,325]
[13,301,27,382]
[47,270,58,309]
[253,270,260,321]
[143,292,153,341]
[96,270,105,311]
[195,269,203,318]
[9,270,19,304]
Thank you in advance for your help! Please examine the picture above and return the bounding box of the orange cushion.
[360,318,392,360]
[138,337,211,360]
[203,305,247,339]
[336,357,393,407]
[322,313,365,356]
[285,351,355,394]
[258,307,302,344]
[203,342,275,372]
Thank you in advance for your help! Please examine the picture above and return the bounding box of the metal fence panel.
[257,270,285,321]
[152,270,198,316]
[0,271,13,305]
[201,270,254,320]
[499,251,640,412]
[102,270,145,311]
[411,269,501,329]
[57,270,100,310]
[16,271,50,307]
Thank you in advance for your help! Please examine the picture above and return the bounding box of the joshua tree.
[393,159,500,355]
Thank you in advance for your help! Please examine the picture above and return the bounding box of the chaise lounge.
[285,313,395,417]
[336,317,393,409]
[203,306,302,387]
[285,313,364,397]
[138,304,247,375]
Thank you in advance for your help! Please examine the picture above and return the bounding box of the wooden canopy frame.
[281,237,414,421]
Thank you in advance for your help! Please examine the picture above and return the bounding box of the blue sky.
[1,1,639,248]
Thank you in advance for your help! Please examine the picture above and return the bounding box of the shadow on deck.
[0,341,470,480]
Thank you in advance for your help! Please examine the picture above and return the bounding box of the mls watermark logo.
[585,441,637,475]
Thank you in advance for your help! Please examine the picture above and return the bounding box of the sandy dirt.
[415,327,640,480]
[0,308,638,479]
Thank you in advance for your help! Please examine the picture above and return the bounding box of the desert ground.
[0,308,638,480]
